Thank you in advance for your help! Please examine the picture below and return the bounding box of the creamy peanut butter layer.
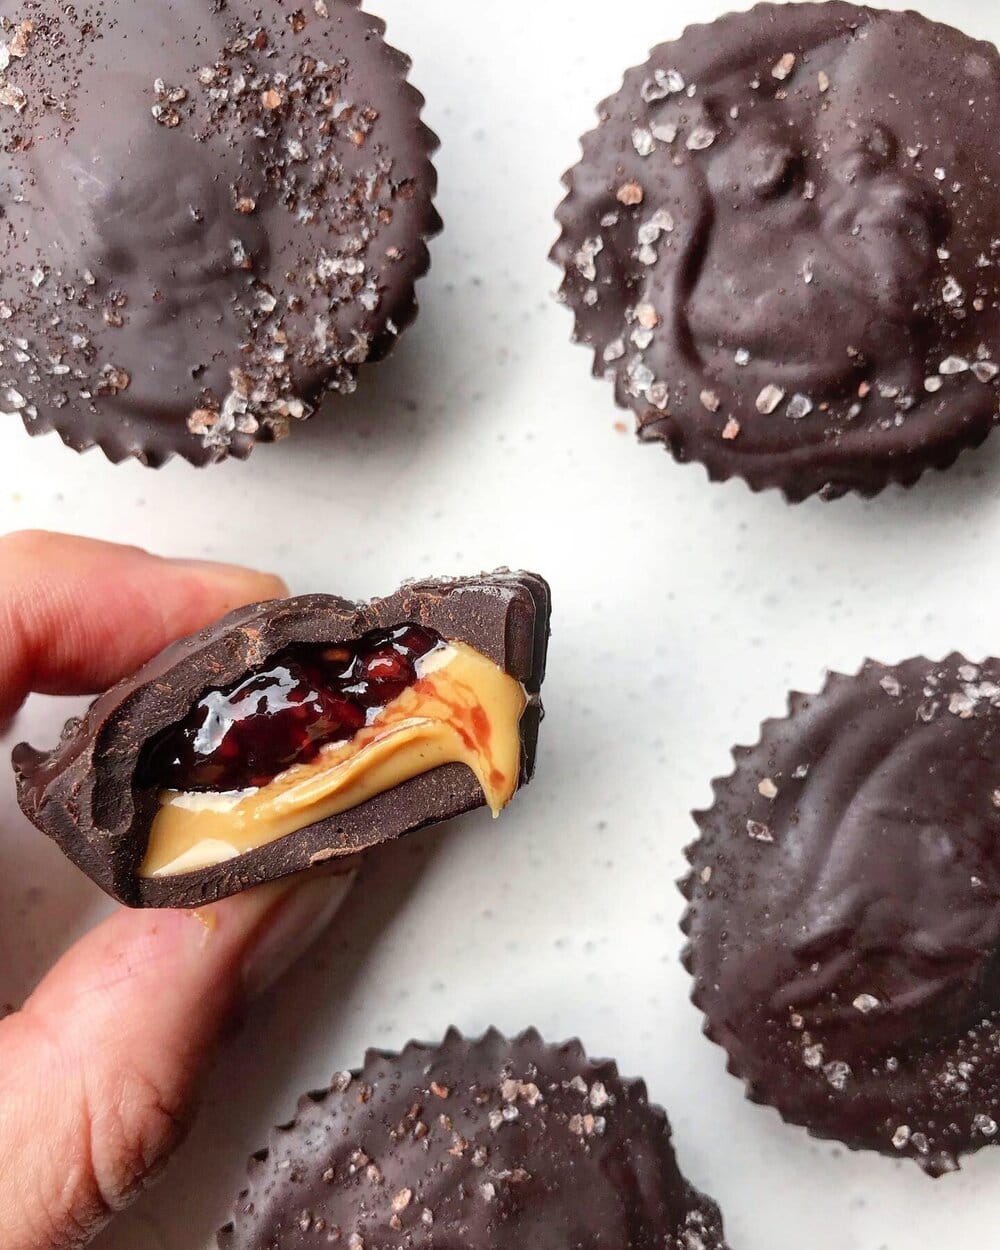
[141,641,526,878]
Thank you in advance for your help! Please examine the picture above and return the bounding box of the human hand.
[0,531,353,1249]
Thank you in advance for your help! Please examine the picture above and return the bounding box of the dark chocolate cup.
[3,0,441,467]
[682,655,1000,1175]
[13,573,550,907]
[217,1027,730,1250]
[553,2,1000,502]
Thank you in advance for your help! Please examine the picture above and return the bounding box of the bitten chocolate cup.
[683,655,1000,1175]
[0,0,440,466]
[553,3,1000,501]
[217,1028,730,1250]
[13,573,549,907]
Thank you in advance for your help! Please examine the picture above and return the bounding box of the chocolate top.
[684,655,1000,1175]
[13,573,550,907]
[217,1029,729,1250]
[0,0,439,464]
[554,2,1000,499]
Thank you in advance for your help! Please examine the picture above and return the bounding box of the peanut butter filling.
[139,641,527,878]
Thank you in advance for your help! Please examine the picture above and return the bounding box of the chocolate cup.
[553,3,1000,501]
[13,573,550,907]
[217,1027,730,1250]
[2,0,440,467]
[682,655,1000,1175]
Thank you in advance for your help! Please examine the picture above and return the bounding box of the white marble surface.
[1,0,1000,1245]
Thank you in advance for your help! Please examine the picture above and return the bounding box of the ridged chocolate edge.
[678,652,984,1176]
[215,1026,730,1249]
[550,2,1000,504]
[20,0,442,470]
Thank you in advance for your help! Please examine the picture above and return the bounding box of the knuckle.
[8,1009,192,1248]
[85,1058,191,1208]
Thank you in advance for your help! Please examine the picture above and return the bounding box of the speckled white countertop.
[2,0,1000,1246]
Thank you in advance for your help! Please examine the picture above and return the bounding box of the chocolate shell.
[553,2,1000,500]
[217,1028,730,1250]
[683,655,1000,1175]
[0,0,440,465]
[13,573,550,908]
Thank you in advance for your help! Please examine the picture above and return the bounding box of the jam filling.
[138,624,443,793]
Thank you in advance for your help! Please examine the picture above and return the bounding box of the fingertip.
[161,559,289,616]
[0,534,291,716]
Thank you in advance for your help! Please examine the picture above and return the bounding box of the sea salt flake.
[686,125,718,151]
[635,302,659,329]
[617,182,644,206]
[786,393,813,421]
[939,356,970,375]
[589,1082,610,1110]
[0,83,26,112]
[853,993,880,1014]
[574,237,603,281]
[747,820,773,843]
[632,128,656,157]
[648,381,669,410]
[892,1125,911,1149]
[973,361,999,383]
[942,276,963,304]
[974,1114,998,1137]
[758,778,778,799]
[802,1044,824,1069]
[771,53,796,81]
[641,67,685,102]
[501,1078,520,1103]
[699,390,720,413]
[823,1060,851,1091]
[879,675,902,697]
[756,384,785,415]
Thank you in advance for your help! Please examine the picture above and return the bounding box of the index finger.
[0,530,287,724]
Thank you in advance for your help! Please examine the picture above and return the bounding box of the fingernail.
[164,557,288,600]
[241,869,356,1000]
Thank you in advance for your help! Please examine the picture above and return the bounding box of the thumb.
[0,868,354,1250]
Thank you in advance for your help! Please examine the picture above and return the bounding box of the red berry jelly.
[138,624,443,792]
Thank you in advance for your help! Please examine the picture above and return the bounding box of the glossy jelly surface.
[137,624,443,792]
